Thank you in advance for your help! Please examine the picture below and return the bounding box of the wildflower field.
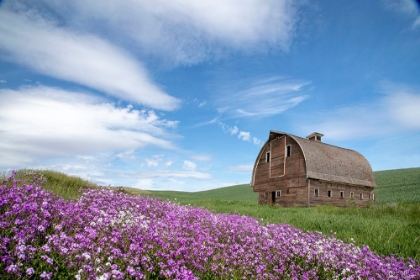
[1,171,420,279]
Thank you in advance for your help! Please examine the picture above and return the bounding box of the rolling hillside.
[149,184,257,202]
[149,167,420,204]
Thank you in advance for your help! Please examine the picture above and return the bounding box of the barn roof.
[266,131,376,187]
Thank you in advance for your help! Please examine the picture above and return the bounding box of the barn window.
[276,190,281,197]
[350,192,354,198]
[360,193,363,200]
[340,191,344,199]
[266,152,270,163]
[328,190,332,197]
[314,188,319,196]
[286,145,291,157]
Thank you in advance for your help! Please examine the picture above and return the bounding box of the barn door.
[271,191,276,205]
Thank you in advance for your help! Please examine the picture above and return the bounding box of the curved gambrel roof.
[251,131,375,187]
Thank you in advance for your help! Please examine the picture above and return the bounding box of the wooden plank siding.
[310,180,374,207]
[253,136,309,207]
[270,136,285,177]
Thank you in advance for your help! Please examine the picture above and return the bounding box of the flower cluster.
[1,174,419,279]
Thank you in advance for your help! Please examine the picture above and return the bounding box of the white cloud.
[227,164,254,173]
[230,126,239,135]
[295,81,420,140]
[115,150,136,160]
[382,82,420,129]
[238,131,251,141]
[190,154,212,161]
[0,79,6,83]
[216,77,310,119]
[134,178,154,189]
[8,0,301,65]
[142,155,166,167]
[0,8,180,110]
[122,171,211,180]
[77,155,97,163]
[382,0,420,29]
[218,122,261,144]
[183,160,197,172]
[253,137,262,145]
[0,86,178,167]
[219,122,239,135]
[144,159,159,168]
[198,101,207,108]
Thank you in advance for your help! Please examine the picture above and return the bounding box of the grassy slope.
[2,169,99,200]
[150,168,420,204]
[374,168,420,204]
[150,184,257,202]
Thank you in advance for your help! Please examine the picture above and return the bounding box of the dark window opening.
[266,152,270,163]
[328,190,332,197]
[340,191,344,199]
[360,193,363,200]
[286,145,291,157]
[314,188,319,196]
[350,192,354,198]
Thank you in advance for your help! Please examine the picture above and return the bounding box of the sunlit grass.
[1,169,98,200]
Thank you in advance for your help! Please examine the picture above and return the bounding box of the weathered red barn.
[250,131,376,207]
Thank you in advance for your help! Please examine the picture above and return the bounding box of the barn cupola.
[306,132,324,142]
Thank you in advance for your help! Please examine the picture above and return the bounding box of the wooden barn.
[250,131,376,207]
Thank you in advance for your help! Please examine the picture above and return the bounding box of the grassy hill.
[150,184,257,202]
[5,167,419,204]
[150,167,420,204]
[373,167,420,204]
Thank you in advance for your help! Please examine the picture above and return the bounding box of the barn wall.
[309,180,375,207]
[254,136,308,207]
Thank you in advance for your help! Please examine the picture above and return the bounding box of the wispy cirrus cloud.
[121,171,211,180]
[216,77,310,119]
[8,0,301,65]
[0,8,180,110]
[0,86,178,167]
[295,81,420,140]
[382,0,420,29]
[227,164,254,173]
[219,122,261,145]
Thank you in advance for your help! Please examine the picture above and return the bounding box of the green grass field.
[374,168,420,204]
[2,167,419,260]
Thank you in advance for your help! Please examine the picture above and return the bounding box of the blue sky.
[1,0,419,191]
